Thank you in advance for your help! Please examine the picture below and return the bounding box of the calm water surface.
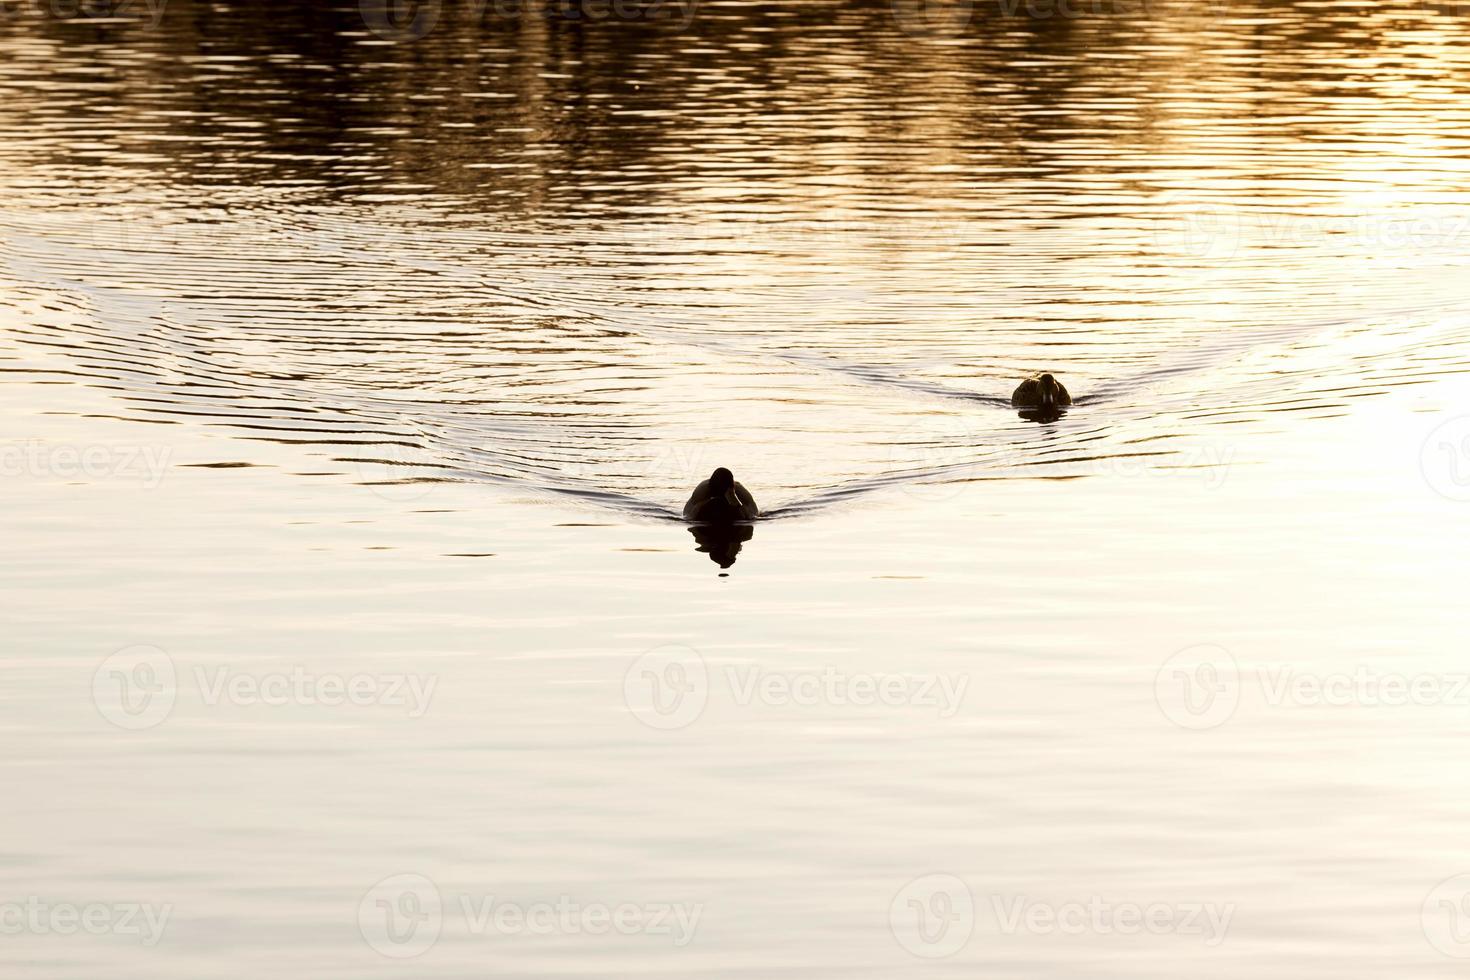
[3,0,1470,976]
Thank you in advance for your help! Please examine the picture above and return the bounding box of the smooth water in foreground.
[3,1,1470,976]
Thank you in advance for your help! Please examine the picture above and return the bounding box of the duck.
[1011,372,1071,411]
[683,467,760,523]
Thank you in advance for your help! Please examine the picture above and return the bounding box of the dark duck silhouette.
[683,467,760,523]
[1011,372,1072,411]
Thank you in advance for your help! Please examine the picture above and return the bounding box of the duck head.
[1036,373,1063,409]
[709,467,741,509]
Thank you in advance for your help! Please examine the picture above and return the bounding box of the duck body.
[1011,373,1072,411]
[683,467,760,523]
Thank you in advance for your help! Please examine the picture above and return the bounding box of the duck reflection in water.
[1017,406,1066,424]
[688,522,755,570]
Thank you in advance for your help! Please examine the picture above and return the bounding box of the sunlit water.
[3,0,1470,976]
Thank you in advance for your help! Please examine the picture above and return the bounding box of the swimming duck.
[1011,373,1071,411]
[683,467,760,523]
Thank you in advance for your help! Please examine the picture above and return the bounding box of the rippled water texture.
[3,1,1470,977]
